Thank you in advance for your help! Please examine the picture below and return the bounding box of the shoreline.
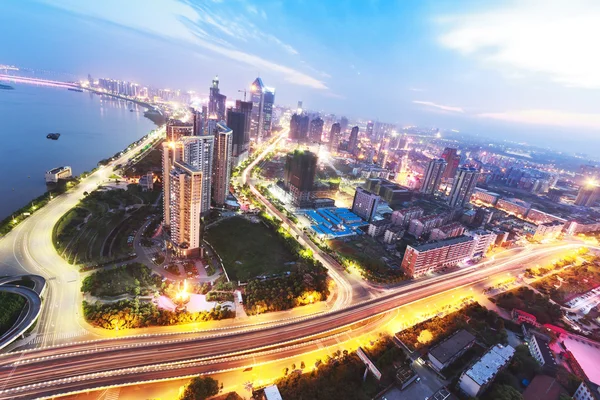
[0,88,164,236]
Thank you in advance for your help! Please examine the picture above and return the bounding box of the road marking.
[104,387,120,400]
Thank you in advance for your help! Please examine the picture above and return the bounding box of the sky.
[1,0,600,157]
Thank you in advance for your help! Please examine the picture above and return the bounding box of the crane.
[238,89,247,101]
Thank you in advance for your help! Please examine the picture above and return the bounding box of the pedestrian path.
[104,388,120,400]
[30,329,89,345]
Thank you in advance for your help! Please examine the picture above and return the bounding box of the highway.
[0,242,590,399]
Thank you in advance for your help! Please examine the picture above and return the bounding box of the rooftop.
[464,344,515,386]
[429,329,476,365]
[411,235,474,252]
[522,375,567,400]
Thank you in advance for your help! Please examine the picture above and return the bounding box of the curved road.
[0,275,46,351]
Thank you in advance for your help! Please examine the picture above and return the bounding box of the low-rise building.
[527,208,567,225]
[573,381,600,400]
[138,172,154,191]
[408,214,444,238]
[312,198,335,209]
[496,198,531,218]
[528,335,558,373]
[532,220,564,241]
[368,219,391,237]
[428,330,476,372]
[458,344,515,397]
[472,188,500,206]
[391,206,424,228]
[565,218,600,235]
[469,229,497,259]
[401,235,475,278]
[513,309,538,325]
[383,226,404,244]
[429,222,465,241]
[45,166,72,183]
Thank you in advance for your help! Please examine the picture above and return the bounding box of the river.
[0,83,156,219]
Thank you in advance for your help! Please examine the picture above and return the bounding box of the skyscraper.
[448,167,480,208]
[212,121,233,206]
[441,147,461,181]
[162,141,183,227]
[352,187,380,222]
[166,119,193,141]
[289,113,309,142]
[339,116,348,132]
[309,117,324,143]
[208,76,227,120]
[348,126,359,154]
[284,150,317,207]
[249,77,275,143]
[192,109,203,136]
[421,159,447,195]
[329,123,341,152]
[235,99,252,151]
[169,161,202,257]
[226,109,247,166]
[181,136,214,215]
[366,121,374,137]
[574,183,600,207]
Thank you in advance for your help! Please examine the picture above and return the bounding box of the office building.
[348,126,359,154]
[448,167,479,208]
[309,117,324,143]
[365,178,413,207]
[166,119,193,142]
[192,108,204,136]
[575,183,600,207]
[162,141,184,226]
[181,136,214,215]
[421,159,447,194]
[212,121,233,206]
[250,77,275,143]
[366,121,374,137]
[235,99,253,150]
[352,187,381,222]
[226,109,248,166]
[401,236,475,277]
[329,122,341,152]
[168,161,202,257]
[284,150,318,207]
[339,116,348,132]
[428,330,476,372]
[208,76,227,120]
[458,345,515,397]
[391,207,424,228]
[441,147,461,180]
[289,113,310,142]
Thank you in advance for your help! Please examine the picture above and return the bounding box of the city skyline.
[2,1,600,155]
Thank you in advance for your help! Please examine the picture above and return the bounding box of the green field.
[205,217,297,281]
[53,185,160,265]
[0,292,26,336]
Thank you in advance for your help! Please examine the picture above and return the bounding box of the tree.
[180,376,219,400]
[487,384,523,400]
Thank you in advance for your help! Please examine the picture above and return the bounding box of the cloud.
[409,87,425,92]
[41,0,326,89]
[413,100,464,113]
[478,109,600,130]
[437,0,600,88]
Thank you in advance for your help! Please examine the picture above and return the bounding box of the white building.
[574,381,600,400]
[383,226,404,244]
[527,334,557,372]
[368,219,391,237]
[458,345,515,398]
[45,166,72,183]
[469,229,497,259]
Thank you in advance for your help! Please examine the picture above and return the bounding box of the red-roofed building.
[543,324,568,336]
[513,309,538,325]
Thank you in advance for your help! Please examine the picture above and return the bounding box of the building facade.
[448,167,479,208]
[212,121,233,206]
[168,161,202,257]
[249,77,275,143]
[421,158,447,195]
[458,345,515,398]
[284,150,318,207]
[352,187,381,222]
[401,236,475,277]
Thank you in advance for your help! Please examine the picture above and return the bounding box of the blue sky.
[2,0,600,156]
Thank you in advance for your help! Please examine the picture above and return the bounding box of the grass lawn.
[0,292,26,336]
[205,217,296,281]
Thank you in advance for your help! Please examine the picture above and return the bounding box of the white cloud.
[41,0,326,89]
[437,0,600,88]
[409,87,425,92]
[478,109,600,130]
[413,100,464,113]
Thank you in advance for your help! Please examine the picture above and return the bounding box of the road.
[0,276,46,350]
[0,242,591,399]
[0,129,163,349]
[241,129,371,309]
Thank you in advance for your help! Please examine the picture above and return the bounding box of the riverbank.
[81,87,166,126]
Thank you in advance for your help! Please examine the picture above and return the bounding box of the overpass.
[0,275,46,351]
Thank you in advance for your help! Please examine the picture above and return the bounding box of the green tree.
[180,376,219,400]
[487,384,523,400]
